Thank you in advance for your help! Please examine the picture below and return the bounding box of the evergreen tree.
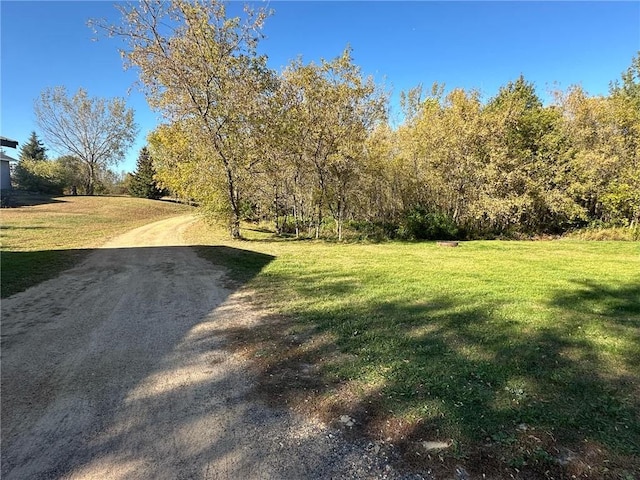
[19,131,47,161]
[129,146,164,199]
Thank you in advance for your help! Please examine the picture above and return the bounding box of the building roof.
[1,136,19,149]
[1,151,18,162]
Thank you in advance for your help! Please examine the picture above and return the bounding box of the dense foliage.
[13,158,66,195]
[103,0,639,239]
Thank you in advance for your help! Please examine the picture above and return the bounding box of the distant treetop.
[19,131,47,162]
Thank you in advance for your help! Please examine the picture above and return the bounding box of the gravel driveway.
[1,215,423,480]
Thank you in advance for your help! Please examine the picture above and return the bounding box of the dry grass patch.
[1,195,192,297]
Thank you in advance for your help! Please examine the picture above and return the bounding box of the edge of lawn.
[186,220,640,480]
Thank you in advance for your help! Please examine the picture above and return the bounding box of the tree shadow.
[1,249,88,298]
[214,270,640,478]
[551,279,640,321]
[1,245,276,299]
[3,243,638,479]
[192,245,277,286]
[3,245,348,480]
[0,226,49,230]
[1,191,67,207]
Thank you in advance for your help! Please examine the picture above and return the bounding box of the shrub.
[398,206,460,240]
[566,225,640,241]
[347,220,397,241]
[1,190,14,208]
[13,159,65,195]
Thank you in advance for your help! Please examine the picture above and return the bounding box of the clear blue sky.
[2,1,639,173]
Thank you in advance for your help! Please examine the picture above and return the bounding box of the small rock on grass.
[422,440,451,451]
[339,415,355,427]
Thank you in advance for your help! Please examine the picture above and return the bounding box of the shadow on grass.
[6,241,636,478]
[192,245,276,286]
[244,226,276,234]
[1,246,275,299]
[4,245,346,480]
[1,250,88,298]
[552,279,640,320]
[1,191,67,207]
[211,265,640,478]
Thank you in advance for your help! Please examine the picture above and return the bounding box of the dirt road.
[1,215,413,480]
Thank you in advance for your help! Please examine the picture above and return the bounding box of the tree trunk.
[315,201,322,239]
[229,211,241,239]
[336,196,344,241]
[86,163,95,196]
[222,158,241,239]
[229,190,242,239]
[293,203,300,238]
[273,184,280,234]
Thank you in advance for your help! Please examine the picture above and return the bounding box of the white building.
[1,136,19,190]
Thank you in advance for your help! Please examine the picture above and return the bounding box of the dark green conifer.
[129,146,164,199]
[19,131,47,161]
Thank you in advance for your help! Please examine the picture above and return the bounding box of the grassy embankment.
[1,195,192,298]
[186,221,640,479]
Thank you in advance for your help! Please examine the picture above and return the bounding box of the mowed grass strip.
[1,195,192,297]
[187,221,640,478]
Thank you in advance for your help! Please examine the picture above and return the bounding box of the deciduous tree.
[278,49,387,240]
[97,0,274,238]
[34,86,137,195]
[481,76,578,233]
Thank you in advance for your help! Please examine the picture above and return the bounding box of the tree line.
[97,0,638,239]
[13,130,128,196]
[13,132,165,200]
[11,0,623,239]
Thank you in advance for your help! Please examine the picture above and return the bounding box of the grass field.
[1,195,192,297]
[2,196,637,478]
[187,222,640,479]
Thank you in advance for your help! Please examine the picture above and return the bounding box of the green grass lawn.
[2,197,637,478]
[1,195,192,297]
[188,222,640,478]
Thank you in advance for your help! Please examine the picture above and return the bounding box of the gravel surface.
[1,215,430,480]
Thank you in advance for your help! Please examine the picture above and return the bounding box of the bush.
[13,159,66,195]
[276,217,301,236]
[566,225,640,241]
[398,206,460,240]
[1,190,14,208]
[347,220,398,241]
